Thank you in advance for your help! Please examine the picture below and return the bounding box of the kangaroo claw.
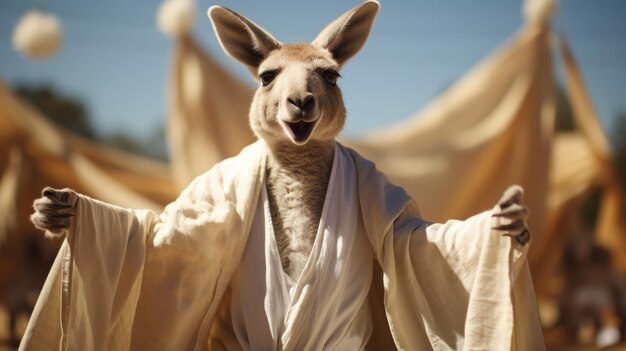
[492,203,528,219]
[498,185,523,208]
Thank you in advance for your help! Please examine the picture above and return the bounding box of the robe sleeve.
[20,195,157,351]
[20,181,249,351]
[347,145,544,350]
[377,202,545,351]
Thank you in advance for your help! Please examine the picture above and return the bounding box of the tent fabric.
[530,132,603,290]
[0,147,23,244]
[0,79,178,222]
[558,38,626,272]
[168,36,255,189]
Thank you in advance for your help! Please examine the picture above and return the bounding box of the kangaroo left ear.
[208,5,281,73]
[312,0,380,67]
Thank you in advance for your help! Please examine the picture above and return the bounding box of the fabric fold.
[21,141,543,351]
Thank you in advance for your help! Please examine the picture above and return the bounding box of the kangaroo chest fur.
[265,142,335,280]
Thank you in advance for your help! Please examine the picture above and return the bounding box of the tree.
[612,112,626,192]
[14,84,96,139]
[555,86,575,132]
[13,83,168,160]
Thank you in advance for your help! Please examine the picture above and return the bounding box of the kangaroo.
[31,0,530,293]
[207,2,380,279]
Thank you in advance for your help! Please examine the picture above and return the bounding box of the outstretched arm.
[378,185,543,350]
[24,187,155,350]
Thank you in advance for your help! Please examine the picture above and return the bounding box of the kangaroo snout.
[285,92,316,122]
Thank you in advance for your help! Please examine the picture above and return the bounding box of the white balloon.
[157,0,196,37]
[12,10,63,60]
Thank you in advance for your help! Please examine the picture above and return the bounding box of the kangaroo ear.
[312,1,380,67]
[208,6,281,72]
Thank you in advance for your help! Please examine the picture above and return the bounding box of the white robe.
[20,140,545,351]
[229,144,373,350]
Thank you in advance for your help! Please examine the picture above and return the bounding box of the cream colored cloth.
[21,140,544,351]
[230,145,373,350]
[168,37,255,189]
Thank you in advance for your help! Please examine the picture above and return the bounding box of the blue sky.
[1,1,625,141]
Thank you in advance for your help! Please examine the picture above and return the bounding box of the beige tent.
[166,6,625,284]
[0,79,178,219]
[531,39,626,289]
[0,77,178,279]
[560,40,626,273]
[168,37,255,187]
[0,79,178,338]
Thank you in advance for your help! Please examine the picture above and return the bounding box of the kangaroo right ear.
[312,1,380,67]
[208,6,281,72]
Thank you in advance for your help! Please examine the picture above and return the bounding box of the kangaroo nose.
[287,93,315,117]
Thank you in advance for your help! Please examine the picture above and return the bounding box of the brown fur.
[266,141,334,276]
[252,43,345,278]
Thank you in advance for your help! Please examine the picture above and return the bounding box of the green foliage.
[101,127,169,161]
[555,86,575,132]
[13,83,168,160]
[102,133,143,155]
[555,85,626,227]
[579,188,601,227]
[15,84,96,139]
[577,113,626,229]
[612,112,626,192]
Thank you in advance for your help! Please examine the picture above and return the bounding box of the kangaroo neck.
[265,140,336,177]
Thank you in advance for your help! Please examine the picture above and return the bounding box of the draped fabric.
[229,145,373,350]
[21,141,544,350]
[168,36,255,189]
[528,38,626,287]
[558,38,626,272]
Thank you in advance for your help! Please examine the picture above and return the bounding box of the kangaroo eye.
[323,70,339,86]
[260,71,277,86]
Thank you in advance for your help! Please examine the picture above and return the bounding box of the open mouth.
[283,120,317,144]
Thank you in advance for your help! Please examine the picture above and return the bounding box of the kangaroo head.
[209,1,379,146]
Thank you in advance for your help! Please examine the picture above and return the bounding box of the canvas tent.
[532,39,626,284]
[0,77,178,280]
[0,79,177,224]
[168,36,255,187]
[0,79,178,337]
